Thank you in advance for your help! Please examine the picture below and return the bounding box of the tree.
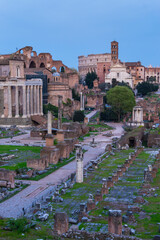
[73,110,85,122]
[136,81,158,96]
[72,88,80,101]
[43,103,58,117]
[107,86,135,122]
[85,71,98,89]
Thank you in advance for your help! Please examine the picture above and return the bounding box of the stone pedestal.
[87,200,95,211]
[107,177,114,188]
[56,130,64,142]
[46,134,54,147]
[95,189,103,202]
[40,147,60,164]
[108,210,122,235]
[54,212,69,235]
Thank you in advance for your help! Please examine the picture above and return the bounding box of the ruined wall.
[63,230,140,240]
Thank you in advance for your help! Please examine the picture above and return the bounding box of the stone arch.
[29,61,36,68]
[129,137,136,148]
[51,66,57,73]
[60,66,65,73]
[40,62,45,68]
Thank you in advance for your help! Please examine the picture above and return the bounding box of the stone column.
[48,111,52,135]
[40,85,43,115]
[80,92,84,111]
[15,86,19,118]
[22,85,27,118]
[108,210,122,235]
[34,85,37,114]
[30,85,33,115]
[8,86,12,118]
[46,111,54,147]
[76,144,83,183]
[27,85,30,117]
[58,95,63,129]
[37,85,40,114]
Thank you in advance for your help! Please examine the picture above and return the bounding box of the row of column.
[132,108,143,123]
[4,85,43,118]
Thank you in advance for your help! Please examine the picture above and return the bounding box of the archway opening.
[129,137,136,148]
[29,61,36,68]
[40,62,45,68]
[51,66,57,73]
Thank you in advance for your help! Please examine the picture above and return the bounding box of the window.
[16,66,20,77]
[141,68,143,71]
[117,73,119,77]
[115,51,116,54]
[139,76,141,79]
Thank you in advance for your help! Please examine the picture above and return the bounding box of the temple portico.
[0,79,43,119]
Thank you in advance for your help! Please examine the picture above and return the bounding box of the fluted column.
[37,85,40,114]
[8,86,12,118]
[22,85,27,118]
[30,85,33,115]
[40,85,43,115]
[15,86,19,118]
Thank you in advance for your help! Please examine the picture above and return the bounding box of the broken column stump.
[108,210,122,235]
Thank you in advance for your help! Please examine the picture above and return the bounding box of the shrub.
[8,218,29,233]
[73,110,85,122]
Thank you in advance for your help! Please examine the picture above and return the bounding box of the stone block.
[54,212,69,235]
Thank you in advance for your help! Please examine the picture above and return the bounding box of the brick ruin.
[0,169,16,188]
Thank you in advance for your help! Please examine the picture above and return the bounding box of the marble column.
[48,111,52,134]
[22,85,27,118]
[37,85,40,114]
[15,86,19,118]
[76,144,84,183]
[40,86,43,115]
[8,86,12,118]
[34,85,37,114]
[30,85,33,115]
[27,85,30,117]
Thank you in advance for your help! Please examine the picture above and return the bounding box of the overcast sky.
[0,0,160,69]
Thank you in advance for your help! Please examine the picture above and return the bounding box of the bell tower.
[111,41,118,64]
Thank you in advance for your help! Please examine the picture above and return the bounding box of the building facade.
[105,62,134,88]
[0,56,43,126]
[78,41,119,83]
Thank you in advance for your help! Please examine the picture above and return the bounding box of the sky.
[0,0,160,69]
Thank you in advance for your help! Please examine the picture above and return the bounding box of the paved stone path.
[0,123,124,218]
[85,110,98,122]
[0,130,45,146]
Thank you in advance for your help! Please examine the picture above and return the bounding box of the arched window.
[60,66,65,73]
[29,61,36,68]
